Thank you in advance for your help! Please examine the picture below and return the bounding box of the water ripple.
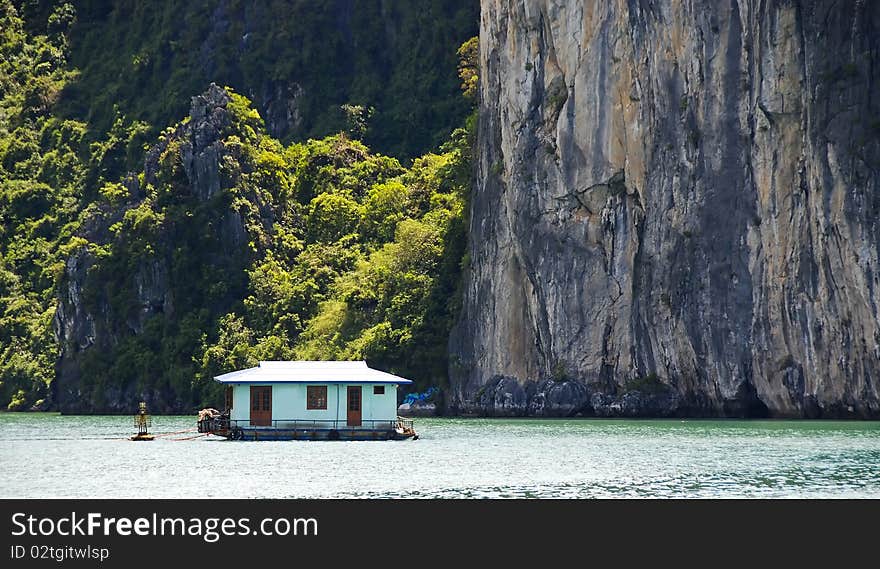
[1,415,878,498]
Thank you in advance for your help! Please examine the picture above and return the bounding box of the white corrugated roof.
[214,360,413,384]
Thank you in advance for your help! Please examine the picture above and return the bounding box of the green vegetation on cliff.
[63,0,478,159]
[60,88,472,412]
[198,127,472,407]
[0,0,146,409]
[0,0,477,411]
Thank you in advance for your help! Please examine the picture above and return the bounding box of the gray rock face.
[261,81,305,140]
[450,1,880,418]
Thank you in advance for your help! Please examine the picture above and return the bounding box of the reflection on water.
[1,414,878,498]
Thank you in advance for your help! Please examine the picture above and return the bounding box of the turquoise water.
[1,414,878,498]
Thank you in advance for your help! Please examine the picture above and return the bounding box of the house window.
[225,386,233,411]
[307,386,328,410]
[373,386,385,395]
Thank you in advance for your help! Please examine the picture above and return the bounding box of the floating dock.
[197,414,417,441]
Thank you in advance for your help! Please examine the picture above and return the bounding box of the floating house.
[197,361,417,440]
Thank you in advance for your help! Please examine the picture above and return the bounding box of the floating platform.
[223,427,415,441]
[197,414,417,441]
[129,433,155,441]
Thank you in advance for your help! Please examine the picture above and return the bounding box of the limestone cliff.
[450,0,880,418]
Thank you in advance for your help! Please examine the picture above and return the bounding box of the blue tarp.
[403,387,438,405]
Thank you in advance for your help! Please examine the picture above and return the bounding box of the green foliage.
[290,133,472,388]
[99,181,128,205]
[623,374,667,395]
[63,85,472,410]
[59,0,479,159]
[0,3,477,411]
[200,86,475,396]
[226,90,265,143]
[0,1,87,409]
[362,180,409,242]
[341,104,374,141]
[457,36,479,100]
[551,362,569,381]
[306,192,363,243]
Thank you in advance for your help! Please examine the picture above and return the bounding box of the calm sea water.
[1,413,878,498]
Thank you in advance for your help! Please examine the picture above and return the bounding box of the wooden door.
[347,386,362,427]
[224,386,234,412]
[250,386,272,426]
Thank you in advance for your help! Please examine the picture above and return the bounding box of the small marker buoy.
[130,401,154,441]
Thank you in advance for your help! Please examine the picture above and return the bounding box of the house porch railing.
[198,414,415,433]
